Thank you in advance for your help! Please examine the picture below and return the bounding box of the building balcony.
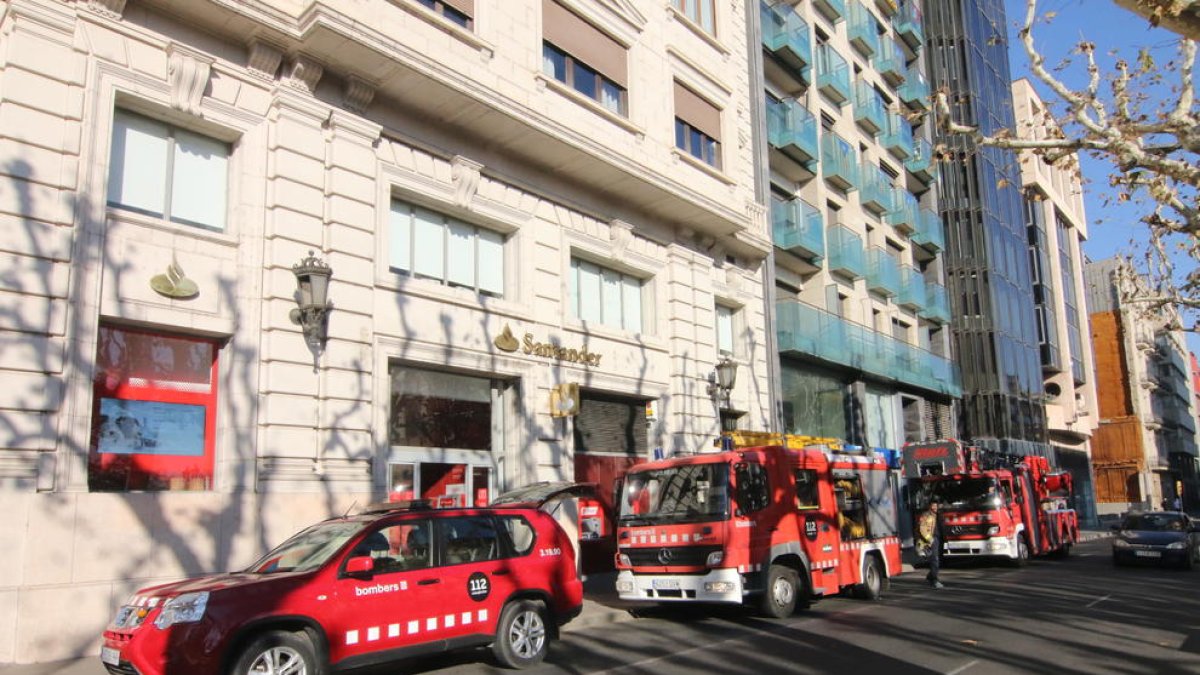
[882,112,914,160]
[875,37,906,86]
[828,224,866,279]
[867,247,901,296]
[905,137,935,182]
[761,1,812,85]
[912,207,944,252]
[772,196,824,263]
[814,0,847,22]
[860,162,891,214]
[816,44,851,105]
[921,282,951,324]
[898,66,929,110]
[848,0,881,56]
[899,265,926,311]
[767,97,819,174]
[821,132,859,190]
[886,188,919,234]
[776,300,962,397]
[853,80,887,135]
[895,0,924,50]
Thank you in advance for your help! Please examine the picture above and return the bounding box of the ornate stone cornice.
[167,43,213,116]
[451,155,482,209]
[281,54,323,94]
[247,39,284,81]
[342,75,375,115]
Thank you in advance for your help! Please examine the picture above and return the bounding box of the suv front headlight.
[154,592,209,629]
[1166,541,1186,550]
[1112,538,1131,549]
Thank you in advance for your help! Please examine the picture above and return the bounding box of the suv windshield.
[246,520,366,574]
[1122,514,1186,532]
[618,463,729,524]
[923,477,1001,510]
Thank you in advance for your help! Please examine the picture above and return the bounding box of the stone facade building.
[0,0,772,662]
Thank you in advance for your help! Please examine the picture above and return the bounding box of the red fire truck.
[613,444,902,618]
[902,440,1079,564]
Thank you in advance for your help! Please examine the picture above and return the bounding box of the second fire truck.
[614,443,901,617]
[902,440,1079,564]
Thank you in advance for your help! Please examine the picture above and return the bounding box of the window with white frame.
[716,303,735,356]
[389,199,506,298]
[107,109,229,231]
[569,258,643,333]
[672,0,715,35]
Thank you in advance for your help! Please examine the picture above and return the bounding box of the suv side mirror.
[345,556,375,578]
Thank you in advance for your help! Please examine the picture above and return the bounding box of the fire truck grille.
[947,524,987,537]
[623,545,722,567]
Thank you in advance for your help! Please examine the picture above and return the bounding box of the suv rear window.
[498,515,536,555]
[442,516,501,565]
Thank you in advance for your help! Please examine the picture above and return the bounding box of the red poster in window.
[88,325,219,492]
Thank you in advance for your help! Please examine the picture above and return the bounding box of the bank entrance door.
[386,364,506,507]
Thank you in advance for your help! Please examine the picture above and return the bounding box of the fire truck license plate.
[101,647,120,666]
[653,579,681,590]
[1135,550,1161,558]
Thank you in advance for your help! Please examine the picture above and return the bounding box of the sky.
[999,0,1199,356]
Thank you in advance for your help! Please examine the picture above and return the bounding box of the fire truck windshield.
[245,520,366,574]
[926,477,1002,510]
[619,463,729,524]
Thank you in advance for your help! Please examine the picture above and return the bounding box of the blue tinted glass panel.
[543,43,566,82]
[573,61,598,99]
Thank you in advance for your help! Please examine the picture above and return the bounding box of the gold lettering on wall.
[493,324,602,367]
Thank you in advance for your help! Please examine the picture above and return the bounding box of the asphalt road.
[395,538,1200,675]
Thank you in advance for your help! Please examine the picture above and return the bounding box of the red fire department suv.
[100,483,587,675]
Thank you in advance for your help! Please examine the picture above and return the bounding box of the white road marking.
[946,659,979,675]
[1086,594,1112,608]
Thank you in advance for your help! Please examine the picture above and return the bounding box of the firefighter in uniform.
[925,502,945,589]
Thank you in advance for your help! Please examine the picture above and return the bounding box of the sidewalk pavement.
[0,533,1112,674]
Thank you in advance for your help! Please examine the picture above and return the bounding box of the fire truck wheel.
[854,555,885,601]
[493,599,549,669]
[230,629,320,675]
[759,565,798,618]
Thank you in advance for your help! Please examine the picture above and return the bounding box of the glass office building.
[922,0,1049,455]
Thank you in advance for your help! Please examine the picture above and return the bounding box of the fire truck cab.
[614,444,901,618]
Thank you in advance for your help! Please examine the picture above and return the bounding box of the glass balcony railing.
[899,265,926,310]
[882,112,914,159]
[776,300,962,397]
[821,132,858,190]
[827,224,866,279]
[905,137,934,180]
[772,197,824,262]
[898,65,929,109]
[814,0,847,23]
[886,187,918,234]
[874,0,899,17]
[912,207,944,252]
[761,1,812,84]
[860,162,891,213]
[875,36,906,84]
[867,247,901,296]
[767,98,819,168]
[852,80,886,134]
[848,0,880,56]
[896,0,924,50]
[921,282,951,324]
[816,44,851,105]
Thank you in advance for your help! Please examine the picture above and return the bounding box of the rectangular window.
[414,0,473,28]
[389,199,506,297]
[716,304,735,356]
[672,0,715,35]
[569,258,643,332]
[107,109,229,231]
[389,367,493,451]
[542,0,628,115]
[673,81,722,168]
[88,324,219,492]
